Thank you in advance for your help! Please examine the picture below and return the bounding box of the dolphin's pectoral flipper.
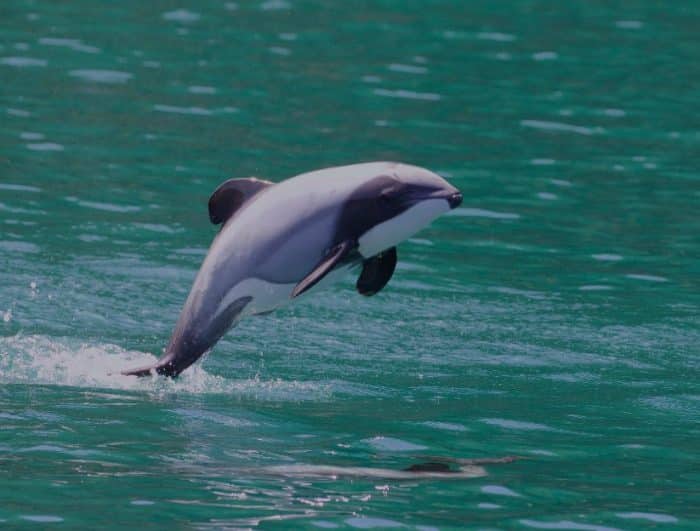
[208,177,274,225]
[291,240,355,298]
[356,247,397,296]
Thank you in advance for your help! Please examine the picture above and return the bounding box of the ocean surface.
[1,0,699,528]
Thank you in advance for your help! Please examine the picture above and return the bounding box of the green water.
[1,0,699,528]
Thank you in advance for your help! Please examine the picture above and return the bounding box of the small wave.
[616,512,677,524]
[421,421,468,432]
[162,9,201,22]
[449,207,520,220]
[626,273,668,283]
[26,142,64,152]
[477,32,516,42]
[533,51,558,61]
[520,519,621,530]
[481,418,556,431]
[269,46,291,56]
[7,108,31,117]
[188,85,217,94]
[261,0,291,11]
[363,436,427,452]
[616,20,643,29]
[69,69,132,84]
[154,104,238,115]
[38,37,100,54]
[481,484,522,497]
[592,253,622,261]
[65,196,141,213]
[20,516,64,524]
[388,63,427,74]
[154,104,212,116]
[373,88,441,101]
[0,56,48,67]
[521,119,602,136]
[19,132,44,141]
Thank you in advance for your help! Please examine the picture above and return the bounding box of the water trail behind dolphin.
[262,463,487,479]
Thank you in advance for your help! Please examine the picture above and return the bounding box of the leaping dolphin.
[122,162,463,377]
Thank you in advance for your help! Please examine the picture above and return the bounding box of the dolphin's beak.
[422,187,462,209]
[447,191,463,209]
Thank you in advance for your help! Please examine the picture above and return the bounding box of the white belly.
[358,199,448,257]
[214,264,357,320]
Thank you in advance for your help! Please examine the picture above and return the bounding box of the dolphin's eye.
[379,191,392,205]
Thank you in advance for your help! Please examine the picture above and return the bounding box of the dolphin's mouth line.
[413,190,463,208]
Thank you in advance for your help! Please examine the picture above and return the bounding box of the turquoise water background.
[1,1,699,528]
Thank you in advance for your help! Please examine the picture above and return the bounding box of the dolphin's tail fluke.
[121,352,181,378]
[121,364,159,377]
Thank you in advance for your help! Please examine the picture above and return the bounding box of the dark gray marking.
[208,178,273,225]
[356,247,397,296]
[333,175,407,245]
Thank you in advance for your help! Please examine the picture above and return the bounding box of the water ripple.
[65,197,141,213]
[69,69,132,83]
[616,512,678,523]
[477,31,516,42]
[0,56,47,67]
[481,485,521,497]
[520,519,621,531]
[626,274,668,282]
[373,88,441,101]
[0,183,41,192]
[38,37,100,54]
[481,418,556,432]
[26,142,64,151]
[521,120,602,136]
[388,63,427,74]
[448,207,520,220]
[162,9,201,23]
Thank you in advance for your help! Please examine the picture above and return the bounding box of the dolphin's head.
[338,162,462,258]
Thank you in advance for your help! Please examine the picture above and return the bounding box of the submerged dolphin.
[123,162,462,377]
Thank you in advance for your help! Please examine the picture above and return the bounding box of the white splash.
[0,334,327,399]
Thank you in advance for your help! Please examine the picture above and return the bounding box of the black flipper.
[291,240,355,298]
[356,247,397,296]
[208,177,274,225]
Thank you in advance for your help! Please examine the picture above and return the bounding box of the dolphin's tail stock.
[122,295,252,378]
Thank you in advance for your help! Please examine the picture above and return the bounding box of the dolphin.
[122,161,462,377]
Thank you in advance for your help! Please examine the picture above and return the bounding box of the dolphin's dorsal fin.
[356,247,397,296]
[208,177,274,225]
